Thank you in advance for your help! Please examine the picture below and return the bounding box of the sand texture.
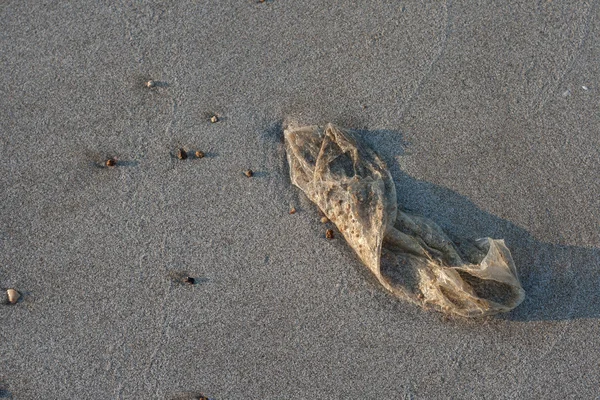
[1,1,599,398]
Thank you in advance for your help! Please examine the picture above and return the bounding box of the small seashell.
[195,150,205,159]
[184,277,195,285]
[105,158,116,167]
[145,80,156,88]
[321,216,329,224]
[326,229,334,239]
[244,169,254,178]
[177,148,188,160]
[289,207,296,214]
[7,289,20,304]
[210,115,219,123]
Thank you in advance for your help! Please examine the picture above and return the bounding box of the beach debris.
[6,289,20,304]
[105,157,117,167]
[195,150,205,159]
[167,271,207,286]
[321,216,329,224]
[289,207,297,214]
[177,148,188,160]
[145,80,156,88]
[210,115,219,123]
[184,276,195,285]
[582,85,589,91]
[325,229,334,239]
[244,169,254,177]
[284,123,525,317]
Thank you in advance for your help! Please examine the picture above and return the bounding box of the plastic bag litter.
[284,123,525,317]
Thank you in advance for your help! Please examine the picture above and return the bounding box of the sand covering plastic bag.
[284,123,525,317]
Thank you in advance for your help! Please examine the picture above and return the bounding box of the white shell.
[7,289,20,304]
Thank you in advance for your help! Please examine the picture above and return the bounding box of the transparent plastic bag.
[284,123,525,317]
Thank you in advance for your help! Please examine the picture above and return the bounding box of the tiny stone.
[244,169,254,177]
[7,289,20,304]
[210,115,219,123]
[145,80,156,88]
[184,277,195,285]
[289,207,296,214]
[177,148,188,160]
[195,150,205,159]
[105,158,116,167]
[326,229,334,239]
[321,217,329,223]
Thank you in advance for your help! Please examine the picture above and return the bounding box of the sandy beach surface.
[1,1,599,398]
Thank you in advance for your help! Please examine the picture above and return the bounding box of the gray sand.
[1,1,599,398]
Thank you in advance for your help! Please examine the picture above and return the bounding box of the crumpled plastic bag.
[284,123,525,317]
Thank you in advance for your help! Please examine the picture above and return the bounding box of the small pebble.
[582,85,589,91]
[105,158,116,167]
[7,289,20,304]
[195,150,205,159]
[210,115,219,123]
[326,229,334,239]
[177,148,188,160]
[289,207,296,214]
[321,217,329,224]
[184,277,195,285]
[145,80,156,88]
[244,169,254,177]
